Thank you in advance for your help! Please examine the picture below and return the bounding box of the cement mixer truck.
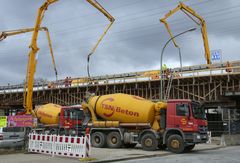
[82,93,208,153]
[31,104,85,136]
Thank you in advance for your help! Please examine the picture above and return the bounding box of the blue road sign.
[211,50,222,61]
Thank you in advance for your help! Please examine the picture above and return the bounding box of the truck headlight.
[196,135,201,139]
[69,129,76,135]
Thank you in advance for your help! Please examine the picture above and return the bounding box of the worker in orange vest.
[226,61,232,73]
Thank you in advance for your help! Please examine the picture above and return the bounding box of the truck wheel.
[184,144,195,152]
[167,135,184,153]
[124,143,137,148]
[106,132,122,148]
[141,133,158,151]
[91,132,106,148]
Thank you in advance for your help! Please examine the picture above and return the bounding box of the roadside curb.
[88,145,223,163]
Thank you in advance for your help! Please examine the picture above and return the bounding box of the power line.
[43,0,224,37]
[1,1,240,56]
[2,19,240,59]
[1,0,218,42]
[46,0,199,32]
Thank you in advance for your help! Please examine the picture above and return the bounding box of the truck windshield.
[69,109,84,120]
[192,104,207,120]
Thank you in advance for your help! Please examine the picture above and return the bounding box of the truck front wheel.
[91,132,106,148]
[141,133,158,151]
[167,135,184,153]
[106,132,122,148]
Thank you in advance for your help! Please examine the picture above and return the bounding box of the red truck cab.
[58,105,85,136]
[163,99,208,153]
[38,105,85,136]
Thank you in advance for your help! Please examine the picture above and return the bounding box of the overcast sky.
[0,0,240,85]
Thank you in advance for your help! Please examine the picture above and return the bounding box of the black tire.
[124,143,137,148]
[167,134,185,153]
[91,132,106,148]
[184,144,195,152]
[141,133,158,151]
[106,132,122,148]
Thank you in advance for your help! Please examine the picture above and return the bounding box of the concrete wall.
[222,134,240,146]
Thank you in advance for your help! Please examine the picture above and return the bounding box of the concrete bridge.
[0,60,240,136]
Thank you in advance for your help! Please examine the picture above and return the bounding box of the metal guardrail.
[0,60,240,94]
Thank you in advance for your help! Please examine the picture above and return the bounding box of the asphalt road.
[119,146,240,163]
[0,145,238,163]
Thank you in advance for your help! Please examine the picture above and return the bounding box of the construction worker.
[162,64,167,71]
[166,68,171,79]
[173,70,181,78]
[47,82,52,88]
[226,61,232,73]
[68,77,72,86]
[64,77,69,87]
[162,64,168,78]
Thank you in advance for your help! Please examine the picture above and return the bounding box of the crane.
[0,27,58,81]
[160,2,211,65]
[86,0,115,78]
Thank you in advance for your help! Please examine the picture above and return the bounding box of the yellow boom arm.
[14,0,112,114]
[0,27,58,81]
[160,2,211,64]
[86,0,115,77]
[86,0,115,56]
[24,0,58,114]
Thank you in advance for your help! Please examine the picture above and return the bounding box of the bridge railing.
[0,60,240,94]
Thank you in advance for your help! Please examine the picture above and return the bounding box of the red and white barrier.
[28,133,90,158]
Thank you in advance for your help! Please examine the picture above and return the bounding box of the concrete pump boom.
[0,27,58,81]
[23,0,114,115]
[86,0,115,78]
[24,0,58,114]
[160,2,211,65]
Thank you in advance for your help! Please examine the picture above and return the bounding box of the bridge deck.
[1,61,240,136]
[0,60,239,108]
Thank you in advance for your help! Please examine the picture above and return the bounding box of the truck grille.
[198,125,208,133]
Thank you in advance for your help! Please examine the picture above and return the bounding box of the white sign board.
[211,49,222,63]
